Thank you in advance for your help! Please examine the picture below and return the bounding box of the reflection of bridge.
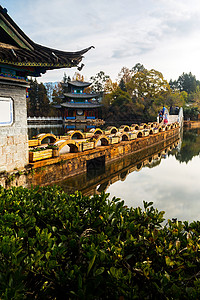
[53,136,181,196]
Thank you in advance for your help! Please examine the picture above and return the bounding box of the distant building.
[57,80,102,122]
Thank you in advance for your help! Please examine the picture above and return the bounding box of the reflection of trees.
[175,129,200,163]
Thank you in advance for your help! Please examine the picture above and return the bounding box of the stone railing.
[27,116,63,121]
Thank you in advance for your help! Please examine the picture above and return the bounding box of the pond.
[106,128,200,223]
[28,125,200,223]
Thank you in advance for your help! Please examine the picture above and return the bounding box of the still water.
[29,125,200,223]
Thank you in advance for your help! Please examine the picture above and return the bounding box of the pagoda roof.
[61,102,102,109]
[68,80,91,88]
[64,92,99,99]
[0,6,94,76]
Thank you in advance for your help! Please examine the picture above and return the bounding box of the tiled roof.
[0,6,94,76]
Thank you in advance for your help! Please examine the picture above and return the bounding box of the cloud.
[3,0,200,81]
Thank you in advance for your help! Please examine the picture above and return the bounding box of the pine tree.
[27,78,51,116]
[119,78,127,92]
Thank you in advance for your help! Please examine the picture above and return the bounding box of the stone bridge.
[26,125,181,188]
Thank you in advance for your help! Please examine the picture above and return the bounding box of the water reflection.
[54,128,200,222]
[175,128,200,163]
[28,124,96,139]
[107,129,200,223]
[55,136,180,198]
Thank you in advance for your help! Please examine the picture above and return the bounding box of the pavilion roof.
[61,102,102,109]
[68,80,91,88]
[64,92,99,99]
[0,6,94,76]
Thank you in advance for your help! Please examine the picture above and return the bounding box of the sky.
[2,0,200,83]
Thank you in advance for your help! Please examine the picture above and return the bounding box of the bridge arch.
[137,131,143,138]
[131,124,139,130]
[36,133,57,144]
[54,139,79,154]
[140,123,147,129]
[105,126,118,134]
[119,125,130,132]
[158,126,165,132]
[94,128,103,135]
[68,130,84,140]
[148,122,154,128]
[121,133,129,141]
[94,135,110,147]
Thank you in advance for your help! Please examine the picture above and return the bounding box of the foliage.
[103,65,173,122]
[118,78,127,92]
[90,71,110,93]
[72,72,84,82]
[170,72,200,94]
[126,68,170,99]
[164,91,187,109]
[183,106,199,121]
[118,67,133,85]
[0,186,200,299]
[29,145,58,152]
[27,78,57,117]
[177,72,200,94]
[51,83,63,105]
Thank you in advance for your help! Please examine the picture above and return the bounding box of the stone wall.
[0,81,29,172]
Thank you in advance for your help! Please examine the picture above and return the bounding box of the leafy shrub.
[0,186,200,299]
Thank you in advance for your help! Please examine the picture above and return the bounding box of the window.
[0,97,13,126]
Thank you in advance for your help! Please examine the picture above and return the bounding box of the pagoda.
[0,6,93,172]
[58,80,102,122]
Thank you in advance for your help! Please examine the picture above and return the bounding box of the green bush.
[0,185,200,299]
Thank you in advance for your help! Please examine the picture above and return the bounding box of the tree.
[51,83,62,105]
[189,86,200,105]
[111,87,132,106]
[176,72,200,94]
[126,68,170,99]
[37,83,50,116]
[169,79,179,91]
[72,72,84,81]
[27,78,38,116]
[45,82,54,102]
[118,67,132,85]
[90,71,110,93]
[118,78,127,92]
[131,63,145,74]
[104,78,118,94]
[164,91,187,108]
[27,79,51,116]
[183,106,199,120]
